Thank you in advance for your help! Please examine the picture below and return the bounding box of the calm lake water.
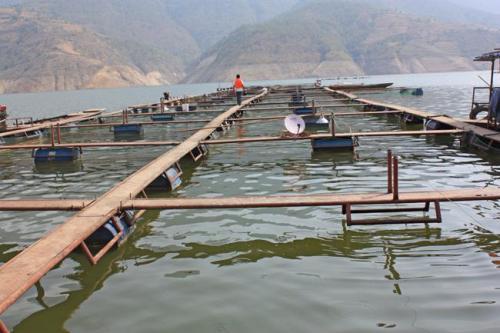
[2,71,500,332]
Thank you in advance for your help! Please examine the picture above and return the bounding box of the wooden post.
[0,320,9,333]
[330,113,336,137]
[345,204,352,225]
[160,98,165,114]
[490,59,495,100]
[57,124,61,144]
[387,150,393,194]
[434,201,442,222]
[393,156,399,200]
[50,125,55,147]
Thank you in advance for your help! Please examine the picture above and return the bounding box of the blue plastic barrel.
[151,114,174,121]
[33,147,81,162]
[293,107,315,115]
[113,124,143,134]
[147,165,182,191]
[312,137,354,150]
[86,211,134,245]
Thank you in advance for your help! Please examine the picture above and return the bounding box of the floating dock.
[1,81,500,331]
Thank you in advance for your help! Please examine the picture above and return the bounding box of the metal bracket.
[0,320,9,333]
[343,201,442,226]
[80,216,123,265]
[190,145,208,162]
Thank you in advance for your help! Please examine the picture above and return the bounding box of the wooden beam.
[0,129,464,151]
[0,200,92,211]
[0,111,103,139]
[126,188,500,210]
[326,87,500,145]
[1,187,497,212]
[0,141,181,150]
[58,110,401,130]
[0,89,269,315]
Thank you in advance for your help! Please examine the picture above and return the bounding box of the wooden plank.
[0,141,181,150]
[326,87,500,144]
[243,104,363,112]
[202,130,464,145]
[0,130,464,151]
[0,187,498,212]
[0,111,103,138]
[60,110,401,129]
[0,89,269,315]
[61,120,211,128]
[126,188,500,209]
[0,200,92,211]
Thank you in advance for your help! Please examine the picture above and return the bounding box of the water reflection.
[12,210,167,333]
[173,227,445,267]
[33,161,84,175]
[7,215,500,331]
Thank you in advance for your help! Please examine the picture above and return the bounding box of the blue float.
[403,113,422,124]
[147,164,183,191]
[151,114,174,121]
[312,137,356,151]
[400,88,424,96]
[303,115,329,129]
[33,147,81,162]
[86,211,134,246]
[113,124,143,134]
[293,107,315,115]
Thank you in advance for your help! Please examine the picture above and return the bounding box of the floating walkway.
[0,84,499,331]
[1,188,497,211]
[0,110,103,142]
[0,89,268,323]
[327,88,500,149]
[0,129,464,151]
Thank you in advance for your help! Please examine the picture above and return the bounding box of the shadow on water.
[33,161,84,175]
[11,210,166,333]
[310,150,358,163]
[173,226,447,267]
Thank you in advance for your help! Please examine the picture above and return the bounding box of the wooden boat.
[0,104,6,132]
[329,82,393,90]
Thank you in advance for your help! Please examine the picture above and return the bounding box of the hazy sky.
[446,0,500,14]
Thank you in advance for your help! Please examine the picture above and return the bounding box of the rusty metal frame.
[0,320,9,333]
[344,201,442,226]
[80,216,124,265]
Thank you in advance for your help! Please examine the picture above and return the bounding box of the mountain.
[0,0,499,93]
[375,0,500,30]
[0,0,306,93]
[186,0,499,83]
[446,0,500,15]
[164,0,306,50]
[0,7,180,93]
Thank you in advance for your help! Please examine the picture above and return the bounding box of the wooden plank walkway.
[126,188,500,210]
[0,188,498,212]
[0,111,103,139]
[0,89,269,315]
[59,110,402,129]
[326,88,500,145]
[0,200,92,211]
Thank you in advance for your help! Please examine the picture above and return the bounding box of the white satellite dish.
[284,115,306,135]
[316,116,329,124]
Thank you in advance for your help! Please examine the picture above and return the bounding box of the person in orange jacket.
[233,74,245,105]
